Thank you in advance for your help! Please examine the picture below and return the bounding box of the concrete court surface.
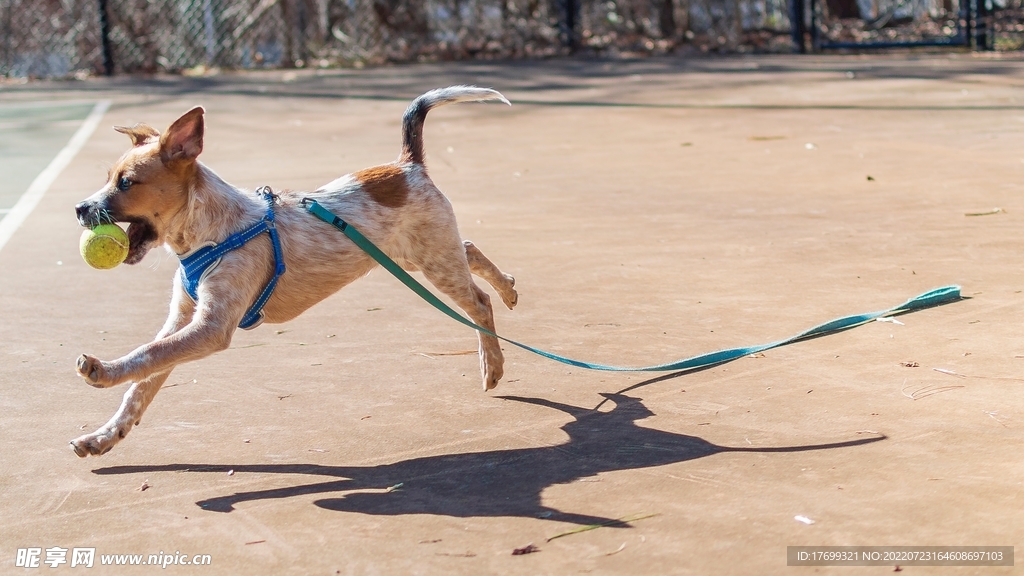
[0,102,95,221]
[1,54,1023,574]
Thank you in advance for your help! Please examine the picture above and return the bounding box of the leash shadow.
[92,393,885,524]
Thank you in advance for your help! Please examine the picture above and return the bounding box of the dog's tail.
[401,86,510,165]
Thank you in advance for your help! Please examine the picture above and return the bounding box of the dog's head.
[75,107,205,264]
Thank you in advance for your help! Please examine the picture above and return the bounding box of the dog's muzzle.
[75,200,112,228]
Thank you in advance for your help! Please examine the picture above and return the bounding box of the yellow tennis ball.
[80,224,129,269]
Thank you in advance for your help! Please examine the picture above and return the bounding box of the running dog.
[71,86,518,457]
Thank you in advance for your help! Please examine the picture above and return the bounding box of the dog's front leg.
[70,370,174,457]
[75,278,245,388]
[71,284,196,457]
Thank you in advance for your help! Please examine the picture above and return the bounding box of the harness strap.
[302,198,962,373]
[178,187,286,330]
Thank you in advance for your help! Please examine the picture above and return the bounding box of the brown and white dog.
[71,86,518,457]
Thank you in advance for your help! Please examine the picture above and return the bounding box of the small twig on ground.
[546,513,658,542]
[164,378,197,389]
[602,543,627,556]
[984,411,1010,428]
[964,208,1003,216]
[901,381,965,400]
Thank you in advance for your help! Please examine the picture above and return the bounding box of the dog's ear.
[114,123,160,147]
[160,107,205,165]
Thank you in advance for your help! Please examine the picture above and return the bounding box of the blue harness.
[178,187,286,330]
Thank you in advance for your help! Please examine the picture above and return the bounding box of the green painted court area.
[0,102,94,221]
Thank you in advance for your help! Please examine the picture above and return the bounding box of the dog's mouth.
[76,201,161,265]
[124,220,159,265]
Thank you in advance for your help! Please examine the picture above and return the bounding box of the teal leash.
[303,199,961,373]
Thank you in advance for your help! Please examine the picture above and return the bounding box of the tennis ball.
[80,224,129,270]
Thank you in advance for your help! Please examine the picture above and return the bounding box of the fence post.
[732,0,743,47]
[563,0,580,51]
[659,0,676,39]
[808,0,818,49]
[2,0,9,74]
[975,0,992,50]
[791,0,806,52]
[97,0,114,75]
[963,0,973,48]
[203,0,216,65]
[280,0,294,67]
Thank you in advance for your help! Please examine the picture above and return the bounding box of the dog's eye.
[117,177,132,192]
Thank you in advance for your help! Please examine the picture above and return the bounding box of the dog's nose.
[75,202,91,220]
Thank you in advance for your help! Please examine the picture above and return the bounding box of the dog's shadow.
[93,393,884,525]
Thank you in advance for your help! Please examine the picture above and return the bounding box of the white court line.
[0,100,111,254]
[0,99,104,110]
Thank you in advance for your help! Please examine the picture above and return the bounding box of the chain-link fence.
[812,0,967,46]
[0,0,1020,79]
[0,0,794,78]
[798,0,1024,49]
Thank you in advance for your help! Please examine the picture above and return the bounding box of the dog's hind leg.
[463,240,518,310]
[413,248,505,391]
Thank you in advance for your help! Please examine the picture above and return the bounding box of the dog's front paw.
[69,426,126,457]
[77,354,115,388]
